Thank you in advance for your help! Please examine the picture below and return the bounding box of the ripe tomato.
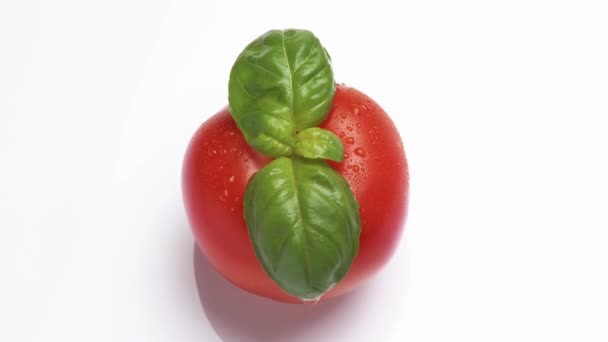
[183,84,409,303]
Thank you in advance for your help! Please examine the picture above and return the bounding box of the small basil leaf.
[294,127,344,162]
[244,157,360,300]
[228,29,335,156]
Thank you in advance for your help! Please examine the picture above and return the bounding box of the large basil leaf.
[228,29,335,157]
[294,127,344,162]
[244,157,360,300]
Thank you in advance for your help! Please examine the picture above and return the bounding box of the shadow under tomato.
[193,244,409,342]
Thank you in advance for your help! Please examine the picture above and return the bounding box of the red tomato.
[182,84,409,303]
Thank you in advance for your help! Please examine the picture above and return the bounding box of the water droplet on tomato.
[347,165,352,169]
[345,137,355,144]
[354,147,366,158]
[344,152,350,160]
[207,149,217,157]
[229,175,235,183]
[223,130,236,138]
[346,126,353,131]
[353,165,360,173]
[339,131,345,138]
[340,112,347,119]
[356,123,361,128]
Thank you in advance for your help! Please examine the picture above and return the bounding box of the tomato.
[182,84,409,303]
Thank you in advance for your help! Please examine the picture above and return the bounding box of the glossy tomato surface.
[183,84,409,303]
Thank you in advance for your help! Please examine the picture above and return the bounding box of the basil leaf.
[294,127,344,162]
[228,29,335,157]
[244,157,360,300]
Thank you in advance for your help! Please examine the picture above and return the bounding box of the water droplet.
[207,149,217,157]
[368,130,373,134]
[347,165,352,169]
[229,175,235,183]
[340,112,347,119]
[339,131,345,138]
[356,123,361,128]
[354,147,366,158]
[222,149,228,155]
[344,152,350,160]
[353,165,360,173]
[346,126,353,131]
[223,130,236,138]
[230,207,236,213]
[345,137,355,144]
[353,107,359,115]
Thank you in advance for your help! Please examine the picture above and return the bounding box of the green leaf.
[244,157,360,300]
[294,127,344,162]
[228,29,335,157]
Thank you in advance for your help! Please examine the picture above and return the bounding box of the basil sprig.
[228,29,360,300]
[244,157,360,300]
[229,29,338,157]
[295,127,344,162]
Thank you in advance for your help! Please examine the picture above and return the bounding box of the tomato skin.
[183,84,408,303]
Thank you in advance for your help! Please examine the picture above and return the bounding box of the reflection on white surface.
[194,244,409,342]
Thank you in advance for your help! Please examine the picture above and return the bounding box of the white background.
[1,0,607,341]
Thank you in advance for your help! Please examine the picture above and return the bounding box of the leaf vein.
[281,32,295,121]
[290,159,313,291]
[291,43,316,75]
[236,75,256,98]
[244,59,282,79]
[295,64,330,91]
